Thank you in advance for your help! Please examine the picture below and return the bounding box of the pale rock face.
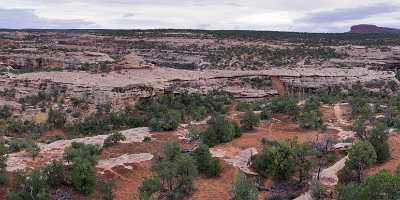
[96,153,154,174]
[6,127,151,172]
[210,147,258,175]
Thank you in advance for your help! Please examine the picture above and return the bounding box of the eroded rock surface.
[6,127,151,172]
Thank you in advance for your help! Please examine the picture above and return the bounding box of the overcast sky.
[0,0,399,32]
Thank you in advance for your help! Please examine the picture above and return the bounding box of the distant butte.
[350,24,400,34]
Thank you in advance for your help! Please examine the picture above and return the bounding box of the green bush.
[268,96,299,117]
[47,108,66,129]
[139,142,198,200]
[103,131,126,148]
[101,181,114,200]
[0,105,12,119]
[230,172,258,200]
[337,170,400,200]
[310,180,326,200]
[8,170,50,200]
[252,140,311,182]
[260,108,271,120]
[64,142,102,165]
[149,109,181,131]
[368,123,390,163]
[63,143,101,195]
[345,140,377,183]
[71,159,97,195]
[42,160,65,187]
[0,143,7,185]
[136,93,232,131]
[299,97,323,130]
[192,144,221,177]
[139,177,161,200]
[142,136,151,142]
[240,111,260,131]
[201,115,241,147]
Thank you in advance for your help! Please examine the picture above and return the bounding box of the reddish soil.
[320,105,337,123]
[191,161,268,200]
[191,161,239,200]
[224,122,323,153]
[97,132,192,200]
[100,161,154,200]
[0,184,8,200]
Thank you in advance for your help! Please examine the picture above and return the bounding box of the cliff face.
[350,24,400,34]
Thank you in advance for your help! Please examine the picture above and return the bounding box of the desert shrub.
[260,108,271,120]
[201,115,241,147]
[143,136,151,142]
[138,142,198,200]
[42,160,65,187]
[367,123,390,163]
[64,142,102,165]
[0,105,12,119]
[299,97,323,130]
[310,180,326,199]
[240,110,260,131]
[8,170,50,200]
[47,108,66,129]
[337,170,400,200]
[230,172,258,200]
[252,141,295,180]
[7,138,37,153]
[18,91,54,107]
[0,143,7,185]
[316,86,345,105]
[103,131,126,148]
[349,83,374,118]
[67,93,232,135]
[345,140,377,183]
[237,102,257,112]
[267,96,299,117]
[63,143,101,195]
[29,143,40,160]
[149,109,181,131]
[0,88,16,99]
[252,140,311,182]
[101,181,114,200]
[192,144,221,177]
[136,93,232,130]
[188,127,200,142]
[71,159,97,195]
[45,135,65,144]
[139,177,161,200]
[265,194,291,200]
[352,117,367,139]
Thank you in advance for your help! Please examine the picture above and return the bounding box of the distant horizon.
[0,1,399,32]
[0,24,398,34]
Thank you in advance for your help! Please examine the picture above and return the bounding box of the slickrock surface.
[97,153,154,174]
[319,156,348,187]
[6,127,151,172]
[210,147,258,175]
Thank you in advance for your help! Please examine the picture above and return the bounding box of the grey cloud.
[122,13,135,18]
[302,3,400,23]
[0,8,97,29]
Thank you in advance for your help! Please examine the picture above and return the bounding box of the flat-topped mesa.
[350,24,400,34]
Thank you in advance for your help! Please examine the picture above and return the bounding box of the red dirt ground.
[2,104,342,200]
